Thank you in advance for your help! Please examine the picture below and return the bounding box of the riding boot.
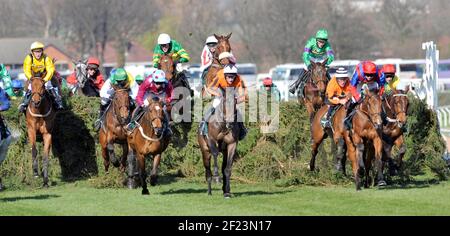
[18,90,32,113]
[344,102,357,129]
[50,88,64,110]
[94,103,109,131]
[126,106,142,132]
[326,71,332,82]
[0,118,9,140]
[200,107,215,136]
[289,70,305,94]
[163,110,172,137]
[321,105,332,128]
[238,122,247,141]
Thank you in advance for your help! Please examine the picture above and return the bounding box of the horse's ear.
[310,60,315,67]
[214,34,220,40]
[321,57,328,66]
[225,32,232,39]
[404,85,410,94]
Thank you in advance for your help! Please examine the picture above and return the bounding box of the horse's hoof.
[127,179,136,189]
[112,160,120,168]
[223,193,232,198]
[142,189,150,195]
[377,180,387,187]
[150,175,158,186]
[43,183,49,189]
[207,191,212,196]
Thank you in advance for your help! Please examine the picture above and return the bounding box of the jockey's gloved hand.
[176,63,183,72]
[143,99,150,107]
[212,98,221,108]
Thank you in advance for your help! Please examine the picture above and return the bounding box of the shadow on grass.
[160,187,292,197]
[378,178,440,190]
[0,194,60,202]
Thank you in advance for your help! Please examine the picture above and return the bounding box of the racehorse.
[159,53,193,100]
[381,88,409,175]
[301,60,328,122]
[127,97,171,195]
[202,33,232,97]
[74,60,99,97]
[309,95,351,174]
[0,116,18,191]
[198,90,241,198]
[344,86,384,190]
[26,73,57,188]
[99,87,131,175]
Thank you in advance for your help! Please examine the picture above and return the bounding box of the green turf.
[1,177,450,216]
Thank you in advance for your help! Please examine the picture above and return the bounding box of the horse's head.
[75,59,88,86]
[159,54,174,81]
[387,88,409,128]
[361,85,383,130]
[310,60,328,95]
[30,73,46,108]
[112,88,130,125]
[213,33,232,65]
[217,88,238,125]
[145,96,165,137]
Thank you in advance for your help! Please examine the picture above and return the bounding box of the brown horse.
[26,74,57,188]
[344,86,384,190]
[198,90,241,198]
[127,97,170,195]
[99,88,131,174]
[301,60,328,122]
[202,33,232,97]
[381,88,409,175]
[310,98,351,174]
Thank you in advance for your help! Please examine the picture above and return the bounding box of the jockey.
[321,67,351,127]
[85,57,105,90]
[201,64,248,140]
[6,80,25,100]
[258,77,281,102]
[0,86,10,191]
[94,68,138,130]
[135,75,145,86]
[66,57,104,92]
[344,61,385,127]
[200,35,237,85]
[126,69,173,133]
[0,87,11,140]
[19,41,64,112]
[153,33,190,69]
[380,64,399,96]
[153,33,191,92]
[289,28,335,96]
[0,64,12,92]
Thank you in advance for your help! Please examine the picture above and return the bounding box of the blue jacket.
[0,88,11,111]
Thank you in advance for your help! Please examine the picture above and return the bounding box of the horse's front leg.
[42,133,52,188]
[222,143,237,198]
[28,128,39,178]
[107,141,119,168]
[126,145,137,189]
[394,135,406,173]
[150,154,161,186]
[136,152,148,195]
[120,143,128,172]
[374,137,386,187]
[209,139,220,183]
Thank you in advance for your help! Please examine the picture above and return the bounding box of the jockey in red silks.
[126,69,173,135]
[349,60,385,102]
[344,60,385,127]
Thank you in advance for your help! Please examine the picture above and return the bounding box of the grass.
[1,176,450,216]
